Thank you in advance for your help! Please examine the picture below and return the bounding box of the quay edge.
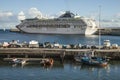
[0,48,120,60]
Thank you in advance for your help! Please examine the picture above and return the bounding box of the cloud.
[115,13,120,18]
[0,11,13,21]
[95,12,120,27]
[28,7,42,18]
[0,11,18,29]
[18,11,26,20]
[0,11,13,17]
[101,18,120,27]
[0,8,120,29]
[27,8,56,19]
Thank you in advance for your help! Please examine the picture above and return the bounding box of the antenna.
[98,5,101,49]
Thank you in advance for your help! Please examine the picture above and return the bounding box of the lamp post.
[99,5,101,50]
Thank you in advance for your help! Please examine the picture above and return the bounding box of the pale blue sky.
[0,0,120,28]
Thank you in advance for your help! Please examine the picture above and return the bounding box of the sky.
[0,0,120,29]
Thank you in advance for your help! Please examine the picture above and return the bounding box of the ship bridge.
[59,11,75,18]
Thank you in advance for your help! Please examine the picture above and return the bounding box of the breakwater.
[0,48,120,60]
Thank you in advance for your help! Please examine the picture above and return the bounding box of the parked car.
[21,41,29,48]
[81,45,91,49]
[29,40,39,48]
[53,42,60,48]
[69,44,75,49]
[2,42,9,48]
[91,45,98,49]
[8,44,22,48]
[44,42,53,48]
[112,44,118,49]
[62,45,71,49]
[39,43,44,48]
[75,44,82,49]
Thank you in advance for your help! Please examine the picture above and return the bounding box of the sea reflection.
[72,62,110,71]
[7,60,64,69]
[85,34,98,38]
[0,60,120,80]
[72,63,112,80]
[8,60,119,76]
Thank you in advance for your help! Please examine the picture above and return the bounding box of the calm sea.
[0,61,120,80]
[0,30,120,45]
[0,30,120,80]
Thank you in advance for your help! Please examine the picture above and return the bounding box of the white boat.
[12,58,26,65]
[16,11,98,35]
[29,40,39,48]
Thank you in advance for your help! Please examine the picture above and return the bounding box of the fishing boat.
[40,58,54,66]
[12,58,26,65]
[74,54,83,62]
[81,56,108,67]
[79,6,108,67]
[74,51,108,67]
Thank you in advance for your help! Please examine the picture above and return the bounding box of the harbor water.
[1,30,120,45]
[0,30,120,80]
[0,60,120,80]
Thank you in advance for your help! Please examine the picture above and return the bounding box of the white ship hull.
[18,27,97,35]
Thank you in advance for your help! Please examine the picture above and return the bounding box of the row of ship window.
[27,20,86,25]
[26,25,85,28]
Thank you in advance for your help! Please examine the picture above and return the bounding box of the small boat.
[74,54,83,62]
[74,51,108,67]
[80,56,108,67]
[12,58,26,65]
[40,58,54,67]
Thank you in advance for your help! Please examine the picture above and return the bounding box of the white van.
[103,40,111,49]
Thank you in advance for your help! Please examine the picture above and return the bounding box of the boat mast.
[98,5,101,49]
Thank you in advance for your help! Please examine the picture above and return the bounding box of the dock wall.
[0,48,120,60]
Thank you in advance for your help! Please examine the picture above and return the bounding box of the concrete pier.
[4,58,49,61]
[0,48,120,60]
[96,27,120,35]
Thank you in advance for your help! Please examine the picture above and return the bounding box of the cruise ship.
[16,11,98,35]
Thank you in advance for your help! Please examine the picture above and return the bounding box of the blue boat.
[81,56,108,67]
